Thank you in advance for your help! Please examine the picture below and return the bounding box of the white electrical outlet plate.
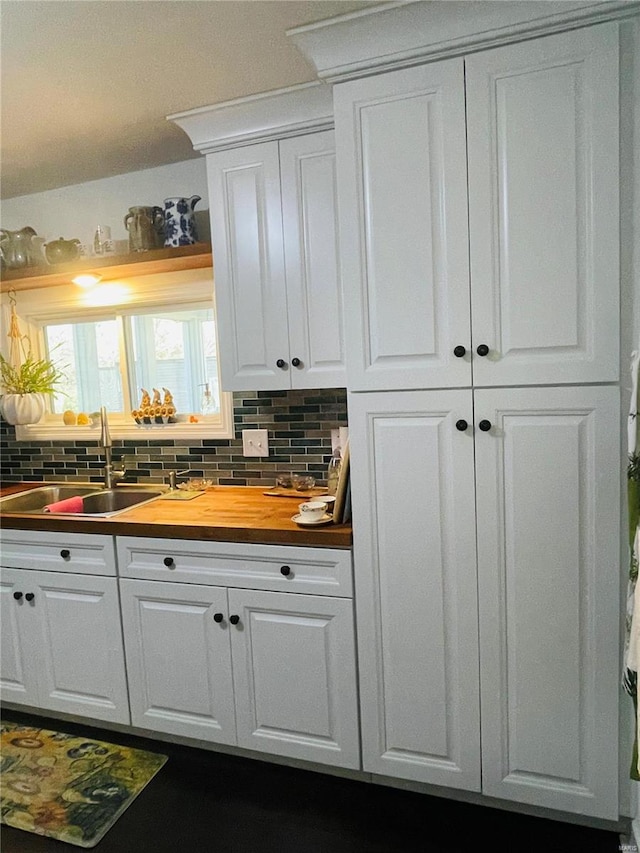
[242,428,269,457]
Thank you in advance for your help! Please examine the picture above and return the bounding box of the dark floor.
[0,709,626,853]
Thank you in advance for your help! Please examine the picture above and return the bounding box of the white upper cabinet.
[466,24,619,387]
[334,59,472,392]
[280,132,345,390]
[170,83,345,392]
[333,23,619,391]
[207,131,345,391]
[207,141,290,391]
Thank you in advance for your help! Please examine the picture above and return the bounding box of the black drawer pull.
[60,549,70,559]
[163,557,175,568]
[476,344,490,357]
[213,612,224,623]
[280,565,291,576]
[25,593,35,602]
[13,591,23,601]
[276,359,287,369]
[229,614,240,625]
[453,345,466,358]
[455,420,468,432]
[478,420,492,432]
[291,357,301,368]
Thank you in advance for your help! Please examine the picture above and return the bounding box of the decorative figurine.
[132,386,176,425]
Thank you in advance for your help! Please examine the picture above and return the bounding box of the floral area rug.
[1,720,167,847]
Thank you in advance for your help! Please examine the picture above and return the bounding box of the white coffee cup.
[298,500,328,521]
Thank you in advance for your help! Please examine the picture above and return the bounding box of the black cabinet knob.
[455,420,468,432]
[453,345,466,358]
[476,344,490,356]
[13,591,23,601]
[478,420,492,432]
[163,557,174,568]
[60,549,70,559]
[25,593,35,602]
[213,612,224,623]
[291,357,301,368]
[229,614,240,625]
[280,565,291,576]
[276,359,287,369]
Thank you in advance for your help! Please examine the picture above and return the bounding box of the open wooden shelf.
[0,242,213,292]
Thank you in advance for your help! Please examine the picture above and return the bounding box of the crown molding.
[287,0,640,82]
[168,81,334,155]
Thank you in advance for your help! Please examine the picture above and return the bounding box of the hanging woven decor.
[0,289,65,425]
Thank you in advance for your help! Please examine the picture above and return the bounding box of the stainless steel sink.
[80,489,164,516]
[0,485,102,514]
[0,484,164,517]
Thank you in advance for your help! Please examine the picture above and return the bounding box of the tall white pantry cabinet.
[337,24,621,820]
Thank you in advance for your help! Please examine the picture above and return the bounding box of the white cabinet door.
[466,24,619,386]
[120,579,237,744]
[0,568,39,707]
[29,570,129,724]
[348,389,481,790]
[229,588,360,769]
[206,132,345,392]
[334,59,472,391]
[475,385,619,819]
[280,131,346,389]
[207,142,290,391]
[1,568,129,724]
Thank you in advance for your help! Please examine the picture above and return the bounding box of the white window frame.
[4,269,234,441]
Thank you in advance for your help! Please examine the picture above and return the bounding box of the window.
[10,270,233,441]
[44,306,220,417]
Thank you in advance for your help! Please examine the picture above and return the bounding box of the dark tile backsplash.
[0,389,348,487]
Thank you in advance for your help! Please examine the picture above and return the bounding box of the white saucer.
[291,513,333,527]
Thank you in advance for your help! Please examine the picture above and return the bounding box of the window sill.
[14,412,234,443]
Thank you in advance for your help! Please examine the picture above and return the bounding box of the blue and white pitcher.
[163,195,201,247]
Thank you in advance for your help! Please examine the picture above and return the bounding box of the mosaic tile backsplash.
[0,389,348,487]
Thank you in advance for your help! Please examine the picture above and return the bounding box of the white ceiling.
[0,0,378,200]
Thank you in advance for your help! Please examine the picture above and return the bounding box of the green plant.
[0,352,65,395]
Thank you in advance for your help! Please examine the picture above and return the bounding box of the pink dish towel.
[43,496,85,513]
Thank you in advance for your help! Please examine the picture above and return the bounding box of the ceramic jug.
[124,206,164,252]
[163,195,201,247]
[0,226,38,269]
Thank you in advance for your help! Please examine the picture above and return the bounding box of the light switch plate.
[242,428,269,457]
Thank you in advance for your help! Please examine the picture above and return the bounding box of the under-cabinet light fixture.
[72,273,102,288]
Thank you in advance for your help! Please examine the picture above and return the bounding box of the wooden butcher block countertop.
[0,484,352,549]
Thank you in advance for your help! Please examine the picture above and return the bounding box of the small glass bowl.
[292,474,316,492]
[275,474,295,489]
[177,478,213,492]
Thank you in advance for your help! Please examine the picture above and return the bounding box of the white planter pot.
[0,393,45,425]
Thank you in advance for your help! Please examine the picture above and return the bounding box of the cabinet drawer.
[117,537,353,597]
[0,530,117,576]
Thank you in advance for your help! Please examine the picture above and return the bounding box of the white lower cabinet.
[119,540,360,770]
[0,565,129,725]
[348,385,620,819]
[119,579,236,744]
[229,588,359,767]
